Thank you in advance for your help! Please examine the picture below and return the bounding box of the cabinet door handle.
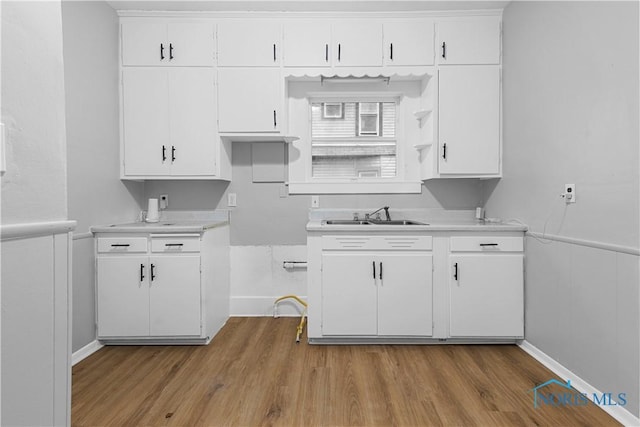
[379,262,383,281]
[442,143,447,160]
[150,263,156,281]
[338,43,341,61]
[442,41,446,59]
[140,263,145,282]
[171,146,176,162]
[325,44,328,62]
[162,145,167,162]
[273,110,277,128]
[273,44,276,62]
[453,262,458,281]
[110,244,130,247]
[390,43,393,61]
[160,43,165,60]
[372,261,376,279]
[169,43,174,60]
[479,243,499,247]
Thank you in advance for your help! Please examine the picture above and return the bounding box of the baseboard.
[519,340,640,426]
[72,340,104,366]
[230,296,307,317]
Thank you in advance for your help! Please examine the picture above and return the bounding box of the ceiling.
[105,0,510,12]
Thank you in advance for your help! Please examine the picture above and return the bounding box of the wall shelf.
[413,142,433,150]
[413,109,432,121]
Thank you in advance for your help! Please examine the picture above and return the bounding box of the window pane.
[310,101,397,179]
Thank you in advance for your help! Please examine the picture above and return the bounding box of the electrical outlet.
[564,184,576,204]
[159,194,169,209]
[311,195,320,208]
[228,193,237,207]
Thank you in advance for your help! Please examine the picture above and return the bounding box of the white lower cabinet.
[319,236,434,337]
[95,230,230,343]
[308,230,524,343]
[449,236,524,338]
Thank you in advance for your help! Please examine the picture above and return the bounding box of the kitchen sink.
[323,219,427,226]
[370,220,427,225]
[323,220,373,225]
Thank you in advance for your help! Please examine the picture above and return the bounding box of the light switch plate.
[228,193,237,207]
[0,123,6,175]
[311,195,320,208]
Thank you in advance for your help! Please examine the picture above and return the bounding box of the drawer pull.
[110,244,130,247]
[165,243,184,247]
[479,243,499,247]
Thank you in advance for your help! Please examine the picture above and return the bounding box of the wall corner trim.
[1,220,77,241]
[519,340,640,426]
[71,340,104,366]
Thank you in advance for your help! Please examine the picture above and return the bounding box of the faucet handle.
[353,212,359,220]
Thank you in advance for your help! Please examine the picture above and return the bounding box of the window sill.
[288,181,422,195]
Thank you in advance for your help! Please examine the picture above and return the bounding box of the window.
[311,101,397,179]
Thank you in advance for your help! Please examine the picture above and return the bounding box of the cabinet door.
[217,21,280,66]
[377,253,433,336]
[438,66,500,175]
[332,22,383,67]
[121,22,167,66]
[217,68,282,133]
[122,68,171,176]
[283,21,331,67]
[97,257,149,337]
[449,254,524,337]
[321,253,377,335]
[167,23,214,66]
[437,17,501,65]
[149,256,201,336]
[383,21,434,66]
[168,68,217,175]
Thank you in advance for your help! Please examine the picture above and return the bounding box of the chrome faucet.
[365,206,391,221]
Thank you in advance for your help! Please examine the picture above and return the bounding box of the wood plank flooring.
[72,317,621,426]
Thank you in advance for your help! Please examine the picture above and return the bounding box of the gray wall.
[145,142,484,245]
[62,0,144,352]
[485,1,639,416]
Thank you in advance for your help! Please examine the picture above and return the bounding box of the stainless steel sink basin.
[370,220,427,225]
[323,219,427,226]
[323,220,373,225]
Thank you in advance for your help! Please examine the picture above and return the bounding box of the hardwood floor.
[73,317,620,426]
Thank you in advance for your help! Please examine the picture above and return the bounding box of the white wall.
[485,0,639,417]
[1,0,68,223]
[1,1,72,424]
[62,0,145,352]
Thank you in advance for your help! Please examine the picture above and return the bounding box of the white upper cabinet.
[332,21,383,67]
[438,66,500,176]
[217,21,281,66]
[283,21,332,67]
[383,20,434,66]
[436,16,501,65]
[217,68,282,133]
[122,67,219,177]
[121,21,214,66]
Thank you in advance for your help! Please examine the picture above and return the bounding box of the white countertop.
[306,208,527,232]
[91,210,230,234]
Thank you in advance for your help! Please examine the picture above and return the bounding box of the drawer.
[322,235,432,251]
[450,236,523,252]
[151,236,200,253]
[97,237,148,253]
